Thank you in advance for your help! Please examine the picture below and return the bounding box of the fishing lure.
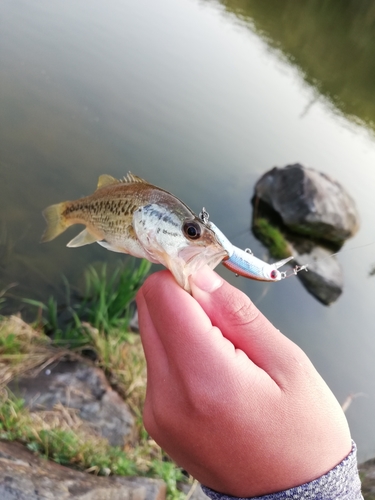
[199,208,308,282]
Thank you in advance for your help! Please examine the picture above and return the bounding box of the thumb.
[190,266,307,386]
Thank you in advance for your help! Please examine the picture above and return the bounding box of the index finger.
[136,270,259,379]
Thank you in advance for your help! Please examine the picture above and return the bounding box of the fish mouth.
[164,243,227,292]
[178,244,228,277]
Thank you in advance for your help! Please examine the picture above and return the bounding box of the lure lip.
[273,256,294,269]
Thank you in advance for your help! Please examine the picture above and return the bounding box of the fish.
[41,173,228,291]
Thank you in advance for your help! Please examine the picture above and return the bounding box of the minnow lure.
[199,208,308,282]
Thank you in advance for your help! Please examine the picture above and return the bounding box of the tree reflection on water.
[216,0,375,135]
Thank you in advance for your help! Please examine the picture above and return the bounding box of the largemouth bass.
[42,173,227,291]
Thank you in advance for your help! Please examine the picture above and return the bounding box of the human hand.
[136,266,351,497]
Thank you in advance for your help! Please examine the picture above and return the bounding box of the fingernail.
[190,266,223,293]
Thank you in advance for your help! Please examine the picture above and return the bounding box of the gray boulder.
[254,164,359,244]
[0,440,166,500]
[8,360,136,447]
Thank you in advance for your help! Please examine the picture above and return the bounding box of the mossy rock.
[253,164,359,245]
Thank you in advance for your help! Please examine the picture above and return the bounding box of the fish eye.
[270,269,279,280]
[183,220,201,240]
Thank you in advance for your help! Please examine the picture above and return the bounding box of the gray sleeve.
[202,441,363,500]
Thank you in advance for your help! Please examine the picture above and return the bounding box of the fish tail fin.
[41,202,69,242]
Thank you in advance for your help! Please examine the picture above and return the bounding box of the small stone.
[290,244,343,305]
[358,457,375,498]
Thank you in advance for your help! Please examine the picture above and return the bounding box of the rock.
[0,440,166,500]
[254,164,359,244]
[290,244,343,305]
[359,457,375,499]
[129,309,139,332]
[8,360,136,447]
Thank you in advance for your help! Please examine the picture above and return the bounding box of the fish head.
[133,203,228,291]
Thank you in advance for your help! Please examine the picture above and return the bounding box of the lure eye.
[183,220,202,240]
[270,269,279,280]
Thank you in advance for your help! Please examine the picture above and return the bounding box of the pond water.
[1,0,375,462]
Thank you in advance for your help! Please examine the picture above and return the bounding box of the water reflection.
[216,0,375,134]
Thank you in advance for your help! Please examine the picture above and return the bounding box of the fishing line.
[299,240,375,268]
[326,240,375,259]
[282,240,375,279]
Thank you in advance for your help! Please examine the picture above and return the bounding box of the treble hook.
[281,264,309,279]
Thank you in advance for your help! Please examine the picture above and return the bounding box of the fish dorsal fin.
[97,174,120,189]
[97,172,150,190]
[121,172,150,184]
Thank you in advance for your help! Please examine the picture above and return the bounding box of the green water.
[1,0,375,461]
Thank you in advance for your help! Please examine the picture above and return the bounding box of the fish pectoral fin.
[273,256,294,269]
[96,174,120,189]
[97,240,127,254]
[67,229,99,248]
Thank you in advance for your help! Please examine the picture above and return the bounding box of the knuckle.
[225,296,260,328]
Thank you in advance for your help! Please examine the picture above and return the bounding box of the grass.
[0,314,72,388]
[0,259,190,499]
[78,258,151,334]
[24,258,151,347]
